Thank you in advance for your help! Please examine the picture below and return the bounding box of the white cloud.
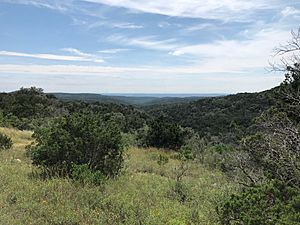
[111,22,143,29]
[2,0,71,12]
[0,64,283,93]
[281,6,300,17]
[107,35,179,51]
[88,21,143,29]
[83,0,283,21]
[0,64,242,75]
[0,50,104,63]
[168,50,184,56]
[61,48,93,57]
[158,22,171,28]
[169,28,291,71]
[4,0,297,22]
[0,64,143,74]
[98,48,130,54]
[184,23,215,32]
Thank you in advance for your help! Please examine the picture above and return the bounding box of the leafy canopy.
[28,113,125,177]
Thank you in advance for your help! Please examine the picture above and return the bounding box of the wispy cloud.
[1,0,298,93]
[98,48,131,54]
[169,28,291,71]
[184,23,216,32]
[83,0,284,21]
[61,48,93,57]
[2,0,72,12]
[0,64,283,93]
[5,0,287,21]
[107,35,179,51]
[281,6,300,17]
[0,50,104,63]
[89,21,143,29]
[0,63,246,75]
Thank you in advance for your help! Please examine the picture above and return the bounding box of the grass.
[0,127,237,225]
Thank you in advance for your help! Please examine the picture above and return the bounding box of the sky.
[0,0,299,93]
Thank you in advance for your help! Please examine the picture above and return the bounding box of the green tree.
[146,116,185,150]
[0,132,12,150]
[219,180,300,225]
[219,28,300,224]
[28,113,124,177]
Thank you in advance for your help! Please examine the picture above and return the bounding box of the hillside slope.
[146,90,276,143]
[52,93,210,106]
[0,127,236,225]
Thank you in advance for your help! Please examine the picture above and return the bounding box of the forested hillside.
[1,86,275,146]
[53,92,206,106]
[146,89,276,144]
[0,87,148,132]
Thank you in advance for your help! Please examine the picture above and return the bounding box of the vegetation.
[146,90,275,145]
[0,127,236,224]
[141,116,186,150]
[219,180,300,224]
[53,92,205,106]
[0,30,299,224]
[0,87,149,132]
[218,29,300,224]
[27,113,124,178]
[0,132,12,150]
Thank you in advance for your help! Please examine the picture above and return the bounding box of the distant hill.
[0,88,149,132]
[145,89,277,144]
[1,87,277,145]
[51,93,223,106]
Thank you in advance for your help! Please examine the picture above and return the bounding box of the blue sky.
[0,0,299,93]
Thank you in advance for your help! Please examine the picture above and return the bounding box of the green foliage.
[27,113,124,177]
[145,116,185,150]
[194,144,236,171]
[135,125,150,148]
[277,62,300,123]
[0,87,64,129]
[0,132,12,150]
[178,145,195,161]
[121,132,137,147]
[71,164,106,185]
[183,133,207,161]
[0,87,149,132]
[147,91,274,145]
[218,32,300,224]
[169,180,190,203]
[0,128,236,225]
[157,154,169,166]
[54,92,203,106]
[227,109,300,187]
[219,180,300,225]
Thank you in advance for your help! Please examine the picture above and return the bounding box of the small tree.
[0,132,12,150]
[28,113,124,177]
[219,28,300,224]
[145,116,185,150]
[219,180,300,224]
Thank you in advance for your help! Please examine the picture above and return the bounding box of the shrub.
[157,154,169,166]
[27,113,124,177]
[184,133,207,162]
[145,116,185,150]
[0,132,12,150]
[71,164,106,185]
[121,132,137,147]
[218,180,300,224]
[169,181,190,203]
[178,145,195,161]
